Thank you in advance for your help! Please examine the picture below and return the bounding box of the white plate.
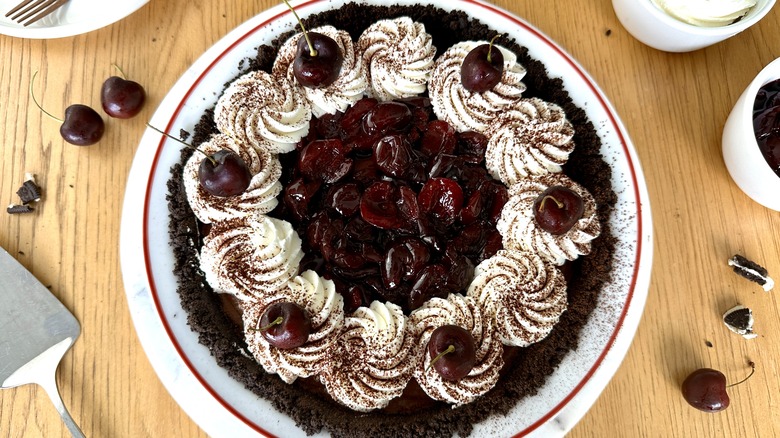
[0,0,148,39]
[120,0,653,436]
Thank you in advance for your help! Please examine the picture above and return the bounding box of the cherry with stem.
[30,71,105,146]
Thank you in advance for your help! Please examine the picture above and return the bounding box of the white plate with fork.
[0,0,148,39]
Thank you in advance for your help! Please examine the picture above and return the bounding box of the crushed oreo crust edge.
[166,4,618,438]
[728,254,774,292]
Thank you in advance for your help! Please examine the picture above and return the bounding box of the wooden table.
[1,0,778,436]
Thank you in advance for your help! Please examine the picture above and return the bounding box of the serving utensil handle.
[40,372,86,438]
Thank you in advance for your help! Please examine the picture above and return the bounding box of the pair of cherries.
[258,301,477,382]
[33,68,146,146]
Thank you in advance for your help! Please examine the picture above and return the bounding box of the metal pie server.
[0,246,85,438]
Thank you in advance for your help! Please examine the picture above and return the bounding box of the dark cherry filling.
[269,97,508,313]
[753,78,780,177]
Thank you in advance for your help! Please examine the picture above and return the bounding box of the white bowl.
[612,0,776,52]
[119,1,653,437]
[722,58,780,211]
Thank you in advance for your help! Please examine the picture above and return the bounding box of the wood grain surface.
[1,0,778,437]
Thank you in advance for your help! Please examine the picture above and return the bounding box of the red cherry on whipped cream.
[427,325,477,381]
[258,301,312,350]
[533,186,584,235]
[198,150,253,197]
[460,37,504,93]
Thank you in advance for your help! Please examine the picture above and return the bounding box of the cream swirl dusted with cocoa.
[485,98,575,186]
[200,214,303,301]
[320,301,417,411]
[183,134,282,224]
[429,41,526,133]
[273,25,369,117]
[357,17,436,100]
[497,173,601,265]
[243,270,345,383]
[410,293,503,405]
[467,249,566,347]
[214,70,311,153]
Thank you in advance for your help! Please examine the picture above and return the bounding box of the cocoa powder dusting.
[168,3,617,437]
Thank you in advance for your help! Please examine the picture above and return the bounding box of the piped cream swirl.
[485,98,575,186]
[409,294,503,405]
[320,301,417,411]
[183,133,282,224]
[357,17,436,100]
[497,173,601,265]
[200,214,304,301]
[429,41,526,133]
[273,25,369,117]
[467,250,566,347]
[242,270,345,383]
[214,70,311,153]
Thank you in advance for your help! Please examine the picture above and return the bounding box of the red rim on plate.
[141,1,645,436]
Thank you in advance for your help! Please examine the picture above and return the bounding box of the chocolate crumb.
[728,254,774,291]
[704,340,713,348]
[605,29,612,36]
[723,305,757,339]
[16,179,42,204]
[7,204,34,214]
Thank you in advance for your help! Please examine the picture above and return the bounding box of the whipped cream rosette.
[214,70,311,153]
[183,133,282,224]
[357,17,436,100]
[429,40,526,133]
[485,98,575,186]
[497,173,601,265]
[467,249,566,347]
[320,301,417,411]
[410,294,503,405]
[273,25,369,117]
[242,270,345,383]
[200,214,303,301]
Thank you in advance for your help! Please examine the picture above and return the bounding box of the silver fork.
[5,0,69,26]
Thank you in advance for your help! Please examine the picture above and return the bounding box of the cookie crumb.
[16,177,42,204]
[7,204,34,214]
[704,340,713,348]
[723,305,757,339]
[728,254,774,291]
[605,29,612,36]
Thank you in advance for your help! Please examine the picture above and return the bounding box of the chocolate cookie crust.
[167,3,617,437]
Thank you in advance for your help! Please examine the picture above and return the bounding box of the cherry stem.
[727,361,756,388]
[426,344,456,371]
[486,34,500,64]
[112,63,127,79]
[253,316,284,332]
[282,0,317,57]
[29,71,64,123]
[145,123,216,166]
[538,195,564,212]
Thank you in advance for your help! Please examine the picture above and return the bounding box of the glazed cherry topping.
[427,325,477,381]
[258,301,312,349]
[198,150,253,197]
[269,97,507,313]
[753,78,780,177]
[461,38,504,93]
[533,186,584,235]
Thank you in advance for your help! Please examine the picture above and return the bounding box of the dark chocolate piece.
[728,254,774,291]
[7,204,34,214]
[723,305,757,339]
